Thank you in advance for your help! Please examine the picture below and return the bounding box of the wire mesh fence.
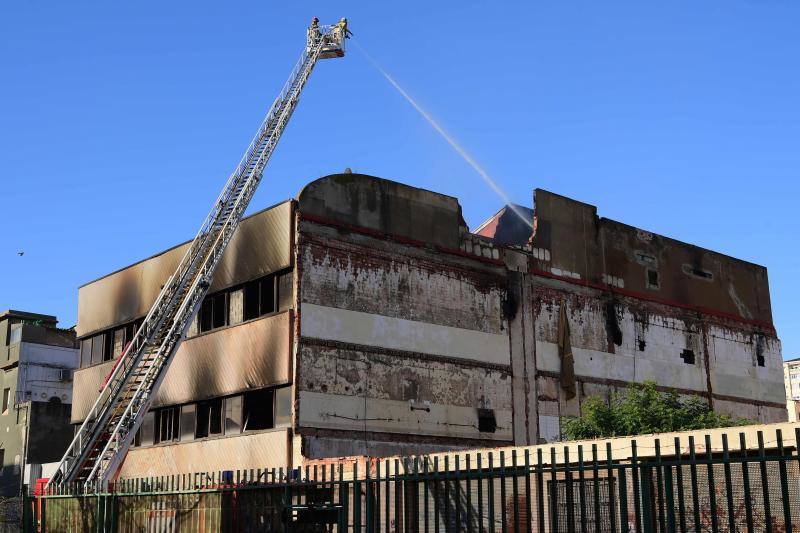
[26,426,800,532]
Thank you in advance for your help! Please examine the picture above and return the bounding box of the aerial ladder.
[48,20,347,490]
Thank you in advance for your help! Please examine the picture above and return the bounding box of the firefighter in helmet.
[337,17,352,40]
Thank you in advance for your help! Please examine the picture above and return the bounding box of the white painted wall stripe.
[301,303,510,365]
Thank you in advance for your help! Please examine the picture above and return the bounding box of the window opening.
[140,411,155,446]
[80,339,92,368]
[225,396,243,435]
[199,298,214,333]
[196,398,223,438]
[646,269,660,290]
[212,292,228,329]
[2,388,10,414]
[680,349,695,365]
[477,408,497,433]
[154,407,180,444]
[91,333,105,365]
[260,276,276,315]
[274,386,292,426]
[243,279,260,320]
[243,389,274,431]
[180,404,196,441]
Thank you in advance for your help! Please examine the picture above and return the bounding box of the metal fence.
[26,427,800,532]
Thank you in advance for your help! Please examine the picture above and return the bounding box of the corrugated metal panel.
[71,312,292,423]
[118,429,290,478]
[77,201,293,337]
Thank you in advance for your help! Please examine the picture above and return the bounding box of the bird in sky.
[17,251,24,256]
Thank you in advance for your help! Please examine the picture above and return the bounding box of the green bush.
[561,381,750,440]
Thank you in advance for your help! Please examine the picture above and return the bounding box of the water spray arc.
[355,42,532,229]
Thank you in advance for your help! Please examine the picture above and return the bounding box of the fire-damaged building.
[70,173,785,478]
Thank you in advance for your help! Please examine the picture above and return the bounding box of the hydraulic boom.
[49,21,346,490]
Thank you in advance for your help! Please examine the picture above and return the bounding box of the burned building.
[70,173,784,477]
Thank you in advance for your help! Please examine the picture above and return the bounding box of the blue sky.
[1,2,798,357]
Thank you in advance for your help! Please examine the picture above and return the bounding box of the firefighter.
[338,17,352,39]
[308,16,320,44]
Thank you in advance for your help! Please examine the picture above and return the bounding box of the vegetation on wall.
[561,381,750,440]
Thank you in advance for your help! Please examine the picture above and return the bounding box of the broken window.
[243,389,274,431]
[80,339,92,368]
[477,408,497,433]
[682,264,714,281]
[260,276,276,315]
[2,388,10,414]
[212,293,227,329]
[91,333,105,365]
[277,272,293,311]
[180,404,196,441]
[646,269,660,290]
[275,386,292,426]
[140,411,155,446]
[755,334,766,367]
[154,406,180,444]
[103,332,114,362]
[604,299,622,346]
[125,322,136,344]
[112,328,125,359]
[199,298,214,333]
[680,349,695,365]
[195,398,223,439]
[224,395,243,435]
[243,279,261,321]
[635,251,657,265]
[200,292,229,333]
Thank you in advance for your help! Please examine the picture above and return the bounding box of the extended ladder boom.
[49,22,346,490]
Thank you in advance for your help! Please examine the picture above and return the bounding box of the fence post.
[757,431,774,533]
[721,434,736,533]
[631,440,642,533]
[739,432,755,533]
[535,449,544,533]
[704,435,719,533]
[777,429,793,533]
[550,447,559,533]
[606,442,617,533]
[640,463,652,532]
[673,437,687,533]
[654,439,666,533]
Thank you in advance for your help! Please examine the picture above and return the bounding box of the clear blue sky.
[1,2,798,357]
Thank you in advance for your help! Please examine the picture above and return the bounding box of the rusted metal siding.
[71,312,292,423]
[76,201,293,337]
[118,428,290,478]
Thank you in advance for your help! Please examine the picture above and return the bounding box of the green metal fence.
[26,427,800,532]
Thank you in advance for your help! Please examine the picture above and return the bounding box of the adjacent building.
[70,173,786,478]
[0,310,78,495]
[784,358,800,422]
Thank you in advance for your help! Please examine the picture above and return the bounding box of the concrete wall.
[530,276,785,441]
[528,188,773,325]
[295,174,514,458]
